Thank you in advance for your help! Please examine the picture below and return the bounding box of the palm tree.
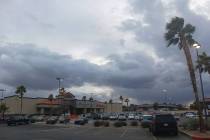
[119,96,124,104]
[15,85,26,114]
[196,52,210,74]
[165,17,204,131]
[48,94,54,115]
[0,103,9,120]
[124,98,129,111]
[109,99,113,112]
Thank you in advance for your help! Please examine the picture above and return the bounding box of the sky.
[0,0,210,105]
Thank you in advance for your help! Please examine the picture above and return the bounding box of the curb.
[179,129,210,140]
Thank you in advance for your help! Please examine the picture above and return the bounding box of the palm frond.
[183,24,195,34]
[166,17,184,32]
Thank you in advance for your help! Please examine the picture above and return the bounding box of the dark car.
[141,115,153,128]
[74,118,88,125]
[150,114,178,136]
[92,113,101,120]
[7,115,30,126]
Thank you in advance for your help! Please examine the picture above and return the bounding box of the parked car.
[184,112,196,118]
[141,115,153,128]
[128,113,135,120]
[46,116,58,124]
[92,113,101,120]
[118,113,127,121]
[150,114,178,136]
[74,117,88,125]
[7,115,30,126]
[58,115,70,123]
[134,114,140,120]
[102,113,110,120]
[109,113,118,120]
[79,114,89,123]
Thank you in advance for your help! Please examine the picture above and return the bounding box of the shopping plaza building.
[1,88,122,115]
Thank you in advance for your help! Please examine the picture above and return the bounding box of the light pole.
[0,89,6,104]
[162,89,168,110]
[193,43,208,126]
[56,77,64,94]
[56,77,64,116]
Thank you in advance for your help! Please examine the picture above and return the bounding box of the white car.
[118,113,126,121]
[109,113,118,120]
[128,113,135,120]
[185,112,196,118]
[134,115,140,120]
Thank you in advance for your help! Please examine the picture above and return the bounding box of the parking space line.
[120,128,128,137]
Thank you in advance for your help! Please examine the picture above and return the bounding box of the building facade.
[1,89,122,115]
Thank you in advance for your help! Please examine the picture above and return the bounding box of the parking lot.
[0,123,190,140]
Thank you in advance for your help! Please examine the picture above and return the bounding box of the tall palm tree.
[196,52,210,74]
[0,103,9,120]
[124,98,129,111]
[48,94,54,115]
[109,99,113,112]
[165,17,204,131]
[15,85,26,114]
[119,96,124,104]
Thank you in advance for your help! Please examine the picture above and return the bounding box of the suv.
[7,115,30,126]
[150,114,178,136]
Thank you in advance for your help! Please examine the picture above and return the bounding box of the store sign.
[76,100,104,108]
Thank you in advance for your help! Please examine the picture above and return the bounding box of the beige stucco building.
[2,95,45,114]
[1,93,122,115]
[104,103,122,113]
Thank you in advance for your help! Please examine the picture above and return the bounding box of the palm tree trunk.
[180,34,204,131]
[21,94,23,114]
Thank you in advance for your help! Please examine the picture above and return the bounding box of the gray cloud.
[0,43,157,90]
[0,0,210,104]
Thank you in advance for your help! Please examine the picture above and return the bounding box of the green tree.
[82,96,86,101]
[0,103,9,120]
[15,85,26,114]
[196,52,210,74]
[164,17,204,131]
[153,102,159,110]
[89,97,93,101]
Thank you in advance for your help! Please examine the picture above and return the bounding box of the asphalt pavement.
[0,123,190,140]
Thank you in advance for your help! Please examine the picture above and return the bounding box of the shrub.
[94,121,103,127]
[182,118,199,130]
[103,121,110,127]
[130,121,138,126]
[121,121,127,126]
[114,121,123,127]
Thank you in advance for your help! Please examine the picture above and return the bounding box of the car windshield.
[143,116,152,120]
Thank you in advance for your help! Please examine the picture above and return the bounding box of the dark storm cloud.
[0,43,157,91]
[0,43,100,90]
